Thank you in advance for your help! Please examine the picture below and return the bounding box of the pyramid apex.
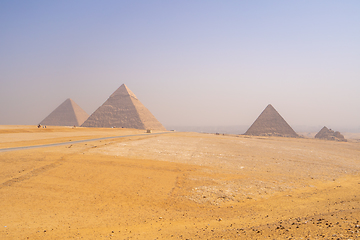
[110,84,137,99]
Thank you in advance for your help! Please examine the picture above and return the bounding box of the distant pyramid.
[244,104,298,137]
[40,98,89,126]
[315,126,346,142]
[81,84,166,130]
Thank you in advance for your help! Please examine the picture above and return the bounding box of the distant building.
[40,98,89,126]
[244,104,298,137]
[315,126,347,142]
[81,84,166,130]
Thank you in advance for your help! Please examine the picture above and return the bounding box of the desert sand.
[0,125,359,239]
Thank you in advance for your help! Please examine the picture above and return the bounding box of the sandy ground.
[0,125,359,239]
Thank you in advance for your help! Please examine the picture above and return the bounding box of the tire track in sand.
[0,132,170,152]
[0,160,63,189]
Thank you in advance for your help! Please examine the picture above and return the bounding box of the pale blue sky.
[1,1,359,131]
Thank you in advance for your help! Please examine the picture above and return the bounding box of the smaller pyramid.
[40,98,89,126]
[244,104,298,137]
[81,84,166,130]
[315,126,347,142]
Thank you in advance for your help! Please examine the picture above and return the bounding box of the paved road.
[0,132,170,153]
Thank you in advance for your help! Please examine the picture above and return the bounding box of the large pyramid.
[315,126,346,142]
[81,84,166,130]
[244,104,298,137]
[40,98,89,126]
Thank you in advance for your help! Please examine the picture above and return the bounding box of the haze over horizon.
[1,1,359,132]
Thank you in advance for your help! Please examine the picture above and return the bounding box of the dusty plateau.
[0,126,359,239]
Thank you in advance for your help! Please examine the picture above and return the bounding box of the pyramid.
[315,126,346,142]
[40,98,89,126]
[244,104,298,137]
[81,84,166,130]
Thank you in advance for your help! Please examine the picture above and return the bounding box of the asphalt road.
[0,132,170,153]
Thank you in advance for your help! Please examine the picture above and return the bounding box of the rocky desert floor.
[0,125,359,239]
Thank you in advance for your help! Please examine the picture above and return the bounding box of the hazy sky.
[1,1,359,131]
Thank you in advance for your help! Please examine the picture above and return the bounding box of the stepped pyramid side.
[40,98,89,126]
[81,84,166,130]
[315,126,331,139]
[315,126,346,142]
[244,104,298,137]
